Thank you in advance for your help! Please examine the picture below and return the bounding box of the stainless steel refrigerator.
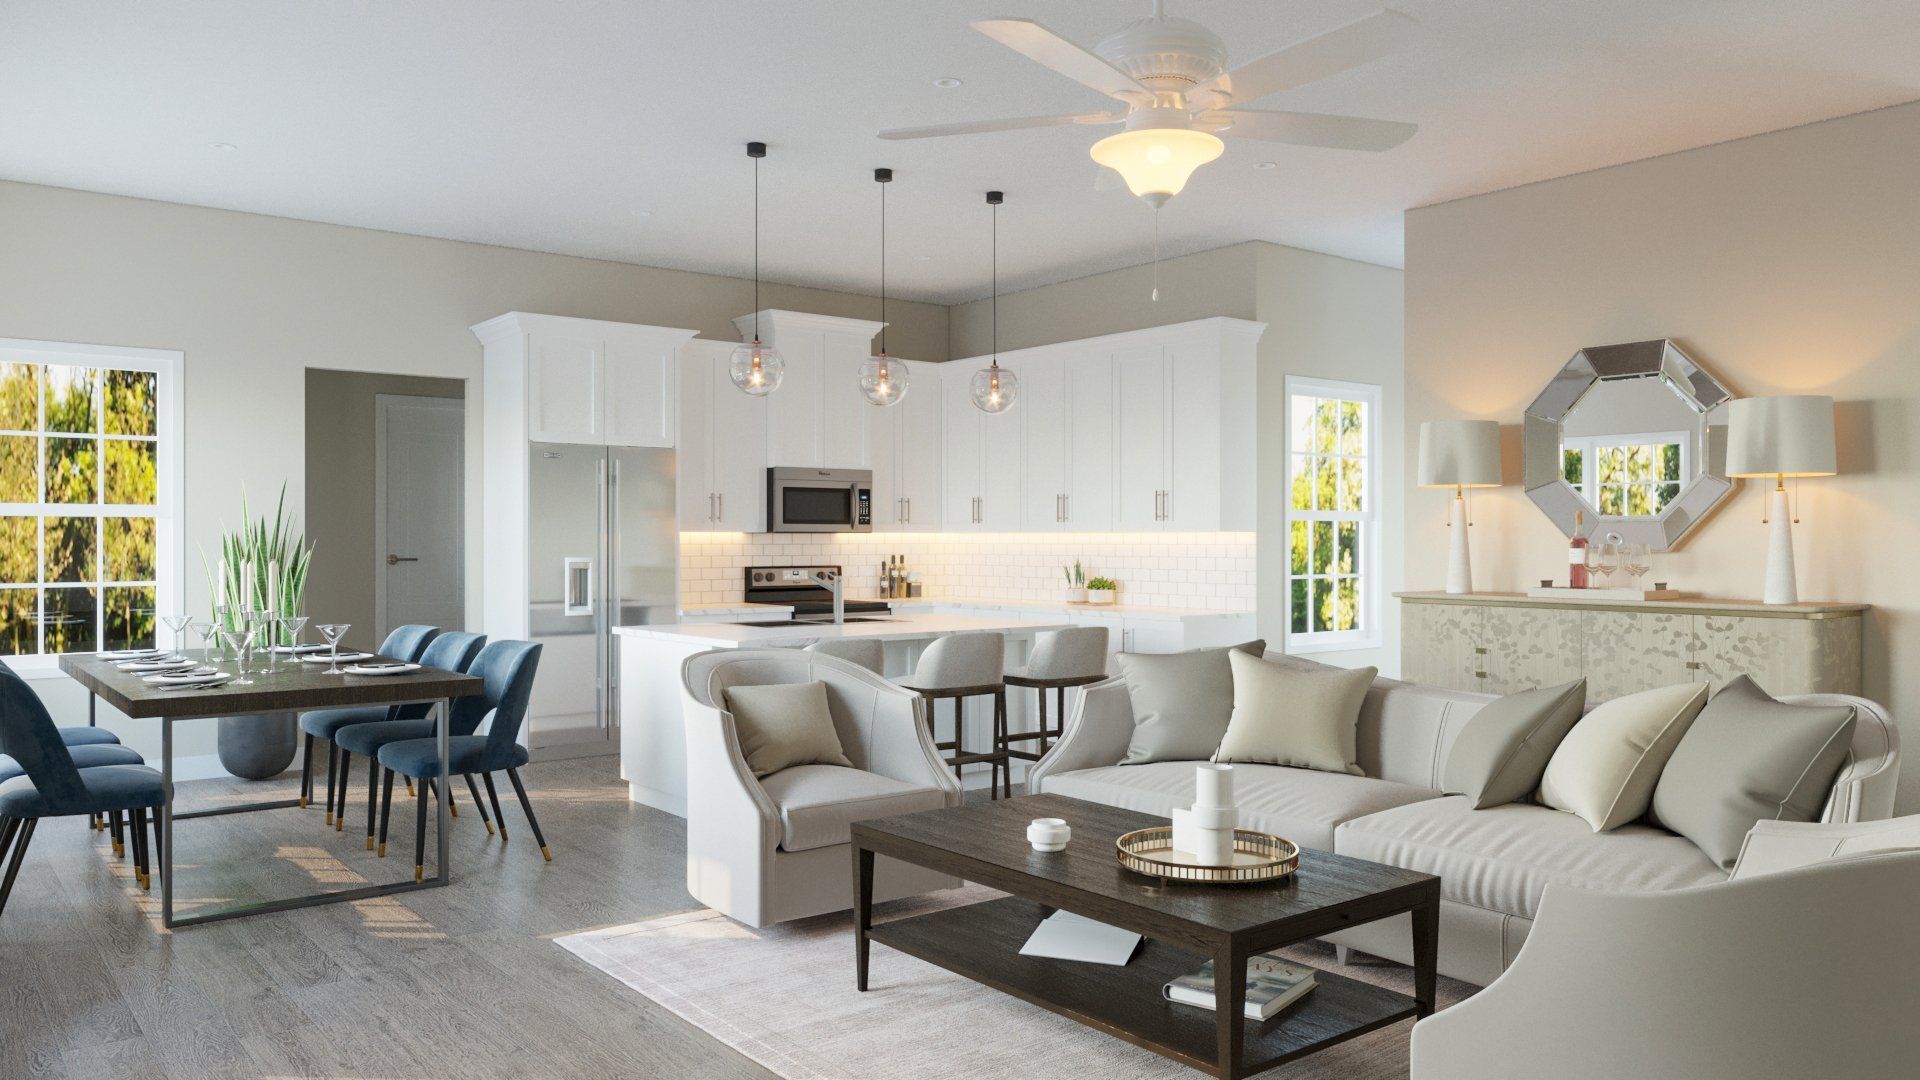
[524,442,677,758]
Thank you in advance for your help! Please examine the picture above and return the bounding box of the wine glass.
[221,625,257,684]
[161,614,191,657]
[1582,543,1604,590]
[1625,542,1653,590]
[1595,540,1619,589]
[316,623,351,675]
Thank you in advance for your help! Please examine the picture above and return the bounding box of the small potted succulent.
[1063,560,1087,603]
[1085,576,1117,605]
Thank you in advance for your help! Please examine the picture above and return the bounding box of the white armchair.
[1410,818,1920,1079]
[682,648,962,927]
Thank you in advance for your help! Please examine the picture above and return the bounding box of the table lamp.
[1418,420,1502,593]
[1725,395,1836,605]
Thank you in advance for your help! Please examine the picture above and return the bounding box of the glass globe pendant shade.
[729,339,784,397]
[859,353,910,406]
[970,364,1018,414]
[1088,126,1224,208]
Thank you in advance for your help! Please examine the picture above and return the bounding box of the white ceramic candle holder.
[1027,818,1070,852]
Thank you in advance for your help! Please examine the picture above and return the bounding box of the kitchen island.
[614,614,1072,815]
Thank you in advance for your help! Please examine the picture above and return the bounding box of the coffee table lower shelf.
[867,895,1418,1077]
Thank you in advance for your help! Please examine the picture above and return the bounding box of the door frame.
[373,393,465,641]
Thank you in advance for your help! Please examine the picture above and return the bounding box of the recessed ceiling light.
[916,255,934,262]
[634,209,653,218]
[210,142,238,152]
[933,77,963,89]
[1253,161,1277,170]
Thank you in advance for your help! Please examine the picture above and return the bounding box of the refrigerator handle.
[605,455,620,725]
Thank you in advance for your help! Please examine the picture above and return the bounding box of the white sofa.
[682,649,963,927]
[1027,656,1900,986]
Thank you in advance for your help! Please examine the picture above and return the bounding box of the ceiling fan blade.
[972,18,1152,102]
[1203,109,1417,151]
[878,112,1124,141]
[1196,9,1419,105]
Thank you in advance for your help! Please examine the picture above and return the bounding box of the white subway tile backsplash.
[676,531,1256,611]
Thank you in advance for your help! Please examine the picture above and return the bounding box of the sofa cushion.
[1213,650,1372,775]
[757,764,947,853]
[1039,760,1439,852]
[1335,795,1725,919]
[1443,678,1587,809]
[1117,640,1265,765]
[1539,681,1709,831]
[1355,677,1494,790]
[724,681,854,779]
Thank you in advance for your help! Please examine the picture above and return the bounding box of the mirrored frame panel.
[1522,339,1733,550]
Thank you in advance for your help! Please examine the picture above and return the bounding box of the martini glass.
[279,614,309,656]
[213,605,234,660]
[250,610,280,673]
[221,625,257,684]
[161,614,192,657]
[317,623,351,675]
[190,619,214,662]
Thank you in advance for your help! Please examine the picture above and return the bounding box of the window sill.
[1284,636,1382,656]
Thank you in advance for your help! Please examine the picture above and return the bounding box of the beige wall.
[0,179,946,768]
[949,239,1405,669]
[304,370,465,650]
[1403,100,1920,810]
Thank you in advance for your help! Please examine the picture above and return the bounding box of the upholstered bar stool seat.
[896,632,1011,799]
[1001,626,1110,765]
[805,639,885,675]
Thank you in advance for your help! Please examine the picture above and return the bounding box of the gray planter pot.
[217,711,298,780]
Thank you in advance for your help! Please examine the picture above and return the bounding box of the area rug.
[555,888,1474,1080]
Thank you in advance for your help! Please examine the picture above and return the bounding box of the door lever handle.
[385,554,419,565]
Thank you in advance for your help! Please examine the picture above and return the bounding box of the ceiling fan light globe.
[1089,127,1223,205]
[729,340,785,397]
[859,354,911,406]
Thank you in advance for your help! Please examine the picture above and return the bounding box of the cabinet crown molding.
[470,311,699,348]
[730,308,886,343]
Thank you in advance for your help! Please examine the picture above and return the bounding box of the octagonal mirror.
[1522,339,1733,550]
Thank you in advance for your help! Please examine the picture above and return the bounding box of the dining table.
[58,649,486,929]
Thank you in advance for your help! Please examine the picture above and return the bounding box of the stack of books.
[1162,957,1317,1021]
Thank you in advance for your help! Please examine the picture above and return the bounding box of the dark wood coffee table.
[851,794,1439,1079]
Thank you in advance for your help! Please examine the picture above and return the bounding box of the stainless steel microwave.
[767,468,873,533]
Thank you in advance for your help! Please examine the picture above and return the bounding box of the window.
[0,339,181,669]
[1285,377,1379,651]
[1561,432,1687,517]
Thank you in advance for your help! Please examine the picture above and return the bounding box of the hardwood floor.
[0,756,776,1079]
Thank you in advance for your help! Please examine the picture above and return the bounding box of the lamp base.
[1446,495,1472,594]
[1763,487,1797,605]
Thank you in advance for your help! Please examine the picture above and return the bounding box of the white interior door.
[375,394,465,640]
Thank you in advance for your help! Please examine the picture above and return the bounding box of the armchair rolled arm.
[851,686,963,803]
[682,698,781,859]
[1027,675,1135,794]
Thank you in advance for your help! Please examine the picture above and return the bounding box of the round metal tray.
[1115,826,1300,885]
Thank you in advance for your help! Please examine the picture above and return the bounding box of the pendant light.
[729,141,784,397]
[970,190,1018,414]
[858,167,910,406]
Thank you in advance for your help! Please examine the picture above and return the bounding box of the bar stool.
[805,639,885,675]
[896,633,1010,799]
[1001,627,1110,767]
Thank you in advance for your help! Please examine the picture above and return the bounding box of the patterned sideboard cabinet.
[1397,592,1866,702]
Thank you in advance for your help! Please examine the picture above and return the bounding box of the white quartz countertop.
[617,613,1073,647]
[882,597,1247,620]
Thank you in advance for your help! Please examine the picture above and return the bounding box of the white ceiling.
[3,1,1918,304]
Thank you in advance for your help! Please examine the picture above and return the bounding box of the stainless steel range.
[732,565,893,627]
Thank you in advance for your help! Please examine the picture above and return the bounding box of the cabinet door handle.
[716,492,723,521]
[1063,493,1069,522]
[707,493,716,521]
[905,496,911,523]
[1163,489,1171,522]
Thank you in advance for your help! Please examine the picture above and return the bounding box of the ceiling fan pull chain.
[1150,206,1160,303]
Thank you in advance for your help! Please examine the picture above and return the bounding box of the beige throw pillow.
[1211,650,1374,775]
[1538,682,1709,832]
[1443,679,1588,809]
[722,681,853,778]
[1117,640,1266,765]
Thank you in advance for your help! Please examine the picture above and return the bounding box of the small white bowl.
[1027,817,1071,852]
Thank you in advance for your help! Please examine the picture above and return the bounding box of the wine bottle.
[1568,511,1589,589]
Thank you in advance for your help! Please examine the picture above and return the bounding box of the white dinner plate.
[343,662,420,677]
[301,651,374,664]
[145,669,228,685]
[100,649,164,661]
[119,657,195,672]
[269,643,330,654]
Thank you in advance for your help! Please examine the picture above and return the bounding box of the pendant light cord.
[879,178,887,356]
[991,197,999,366]
[753,149,761,341]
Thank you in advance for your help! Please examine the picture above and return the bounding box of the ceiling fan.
[880,3,1421,206]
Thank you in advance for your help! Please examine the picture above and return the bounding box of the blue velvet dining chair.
[2,740,146,859]
[376,640,543,882]
[296,623,440,825]
[0,668,166,911]
[330,631,486,850]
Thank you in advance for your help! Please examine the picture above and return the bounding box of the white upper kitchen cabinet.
[678,339,767,532]
[869,358,943,531]
[942,363,1022,531]
[1018,349,1114,531]
[731,309,884,470]
[473,311,695,448]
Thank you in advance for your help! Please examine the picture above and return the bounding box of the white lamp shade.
[1725,395,1836,478]
[1418,420,1502,488]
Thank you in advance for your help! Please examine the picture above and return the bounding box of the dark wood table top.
[59,652,485,719]
[853,794,1436,944]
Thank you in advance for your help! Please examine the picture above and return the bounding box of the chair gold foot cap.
[413,865,423,883]
[377,843,386,857]
[541,845,553,862]
[299,796,308,808]
[449,804,459,818]
[325,813,334,826]
[483,821,494,835]
[365,837,374,850]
